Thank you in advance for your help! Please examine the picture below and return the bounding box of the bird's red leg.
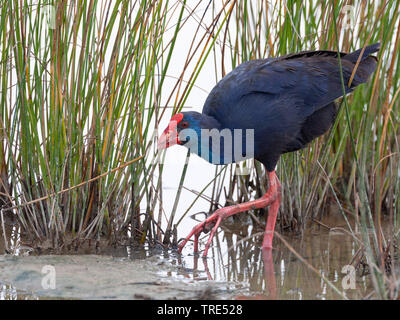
[193,233,199,254]
[262,185,281,249]
[178,171,281,257]
[202,216,223,257]
[262,248,277,299]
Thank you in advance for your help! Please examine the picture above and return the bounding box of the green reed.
[0,0,189,246]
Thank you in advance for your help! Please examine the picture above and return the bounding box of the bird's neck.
[179,114,220,163]
[182,114,253,165]
[199,114,222,131]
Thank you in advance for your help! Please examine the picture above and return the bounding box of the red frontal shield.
[157,113,183,149]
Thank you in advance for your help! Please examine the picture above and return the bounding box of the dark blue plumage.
[172,43,379,170]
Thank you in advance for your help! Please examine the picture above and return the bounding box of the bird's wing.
[203,44,378,121]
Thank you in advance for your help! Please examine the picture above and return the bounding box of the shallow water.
[0,213,382,300]
[176,219,373,300]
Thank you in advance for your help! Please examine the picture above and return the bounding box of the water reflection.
[177,217,373,300]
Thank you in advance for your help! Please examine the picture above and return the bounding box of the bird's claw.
[177,213,221,256]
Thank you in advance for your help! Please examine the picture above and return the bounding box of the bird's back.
[202,44,379,170]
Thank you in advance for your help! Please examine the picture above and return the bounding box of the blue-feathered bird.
[158,43,380,257]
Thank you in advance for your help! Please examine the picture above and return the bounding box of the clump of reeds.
[0,0,243,250]
[1,0,176,247]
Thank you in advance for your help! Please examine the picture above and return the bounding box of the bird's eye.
[181,121,189,128]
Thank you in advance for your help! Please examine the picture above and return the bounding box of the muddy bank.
[0,254,246,300]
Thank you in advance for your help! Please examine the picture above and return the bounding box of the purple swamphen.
[158,43,380,257]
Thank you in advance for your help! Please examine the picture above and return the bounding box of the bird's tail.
[342,43,380,86]
[343,42,380,63]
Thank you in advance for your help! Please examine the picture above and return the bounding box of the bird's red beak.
[157,113,183,150]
